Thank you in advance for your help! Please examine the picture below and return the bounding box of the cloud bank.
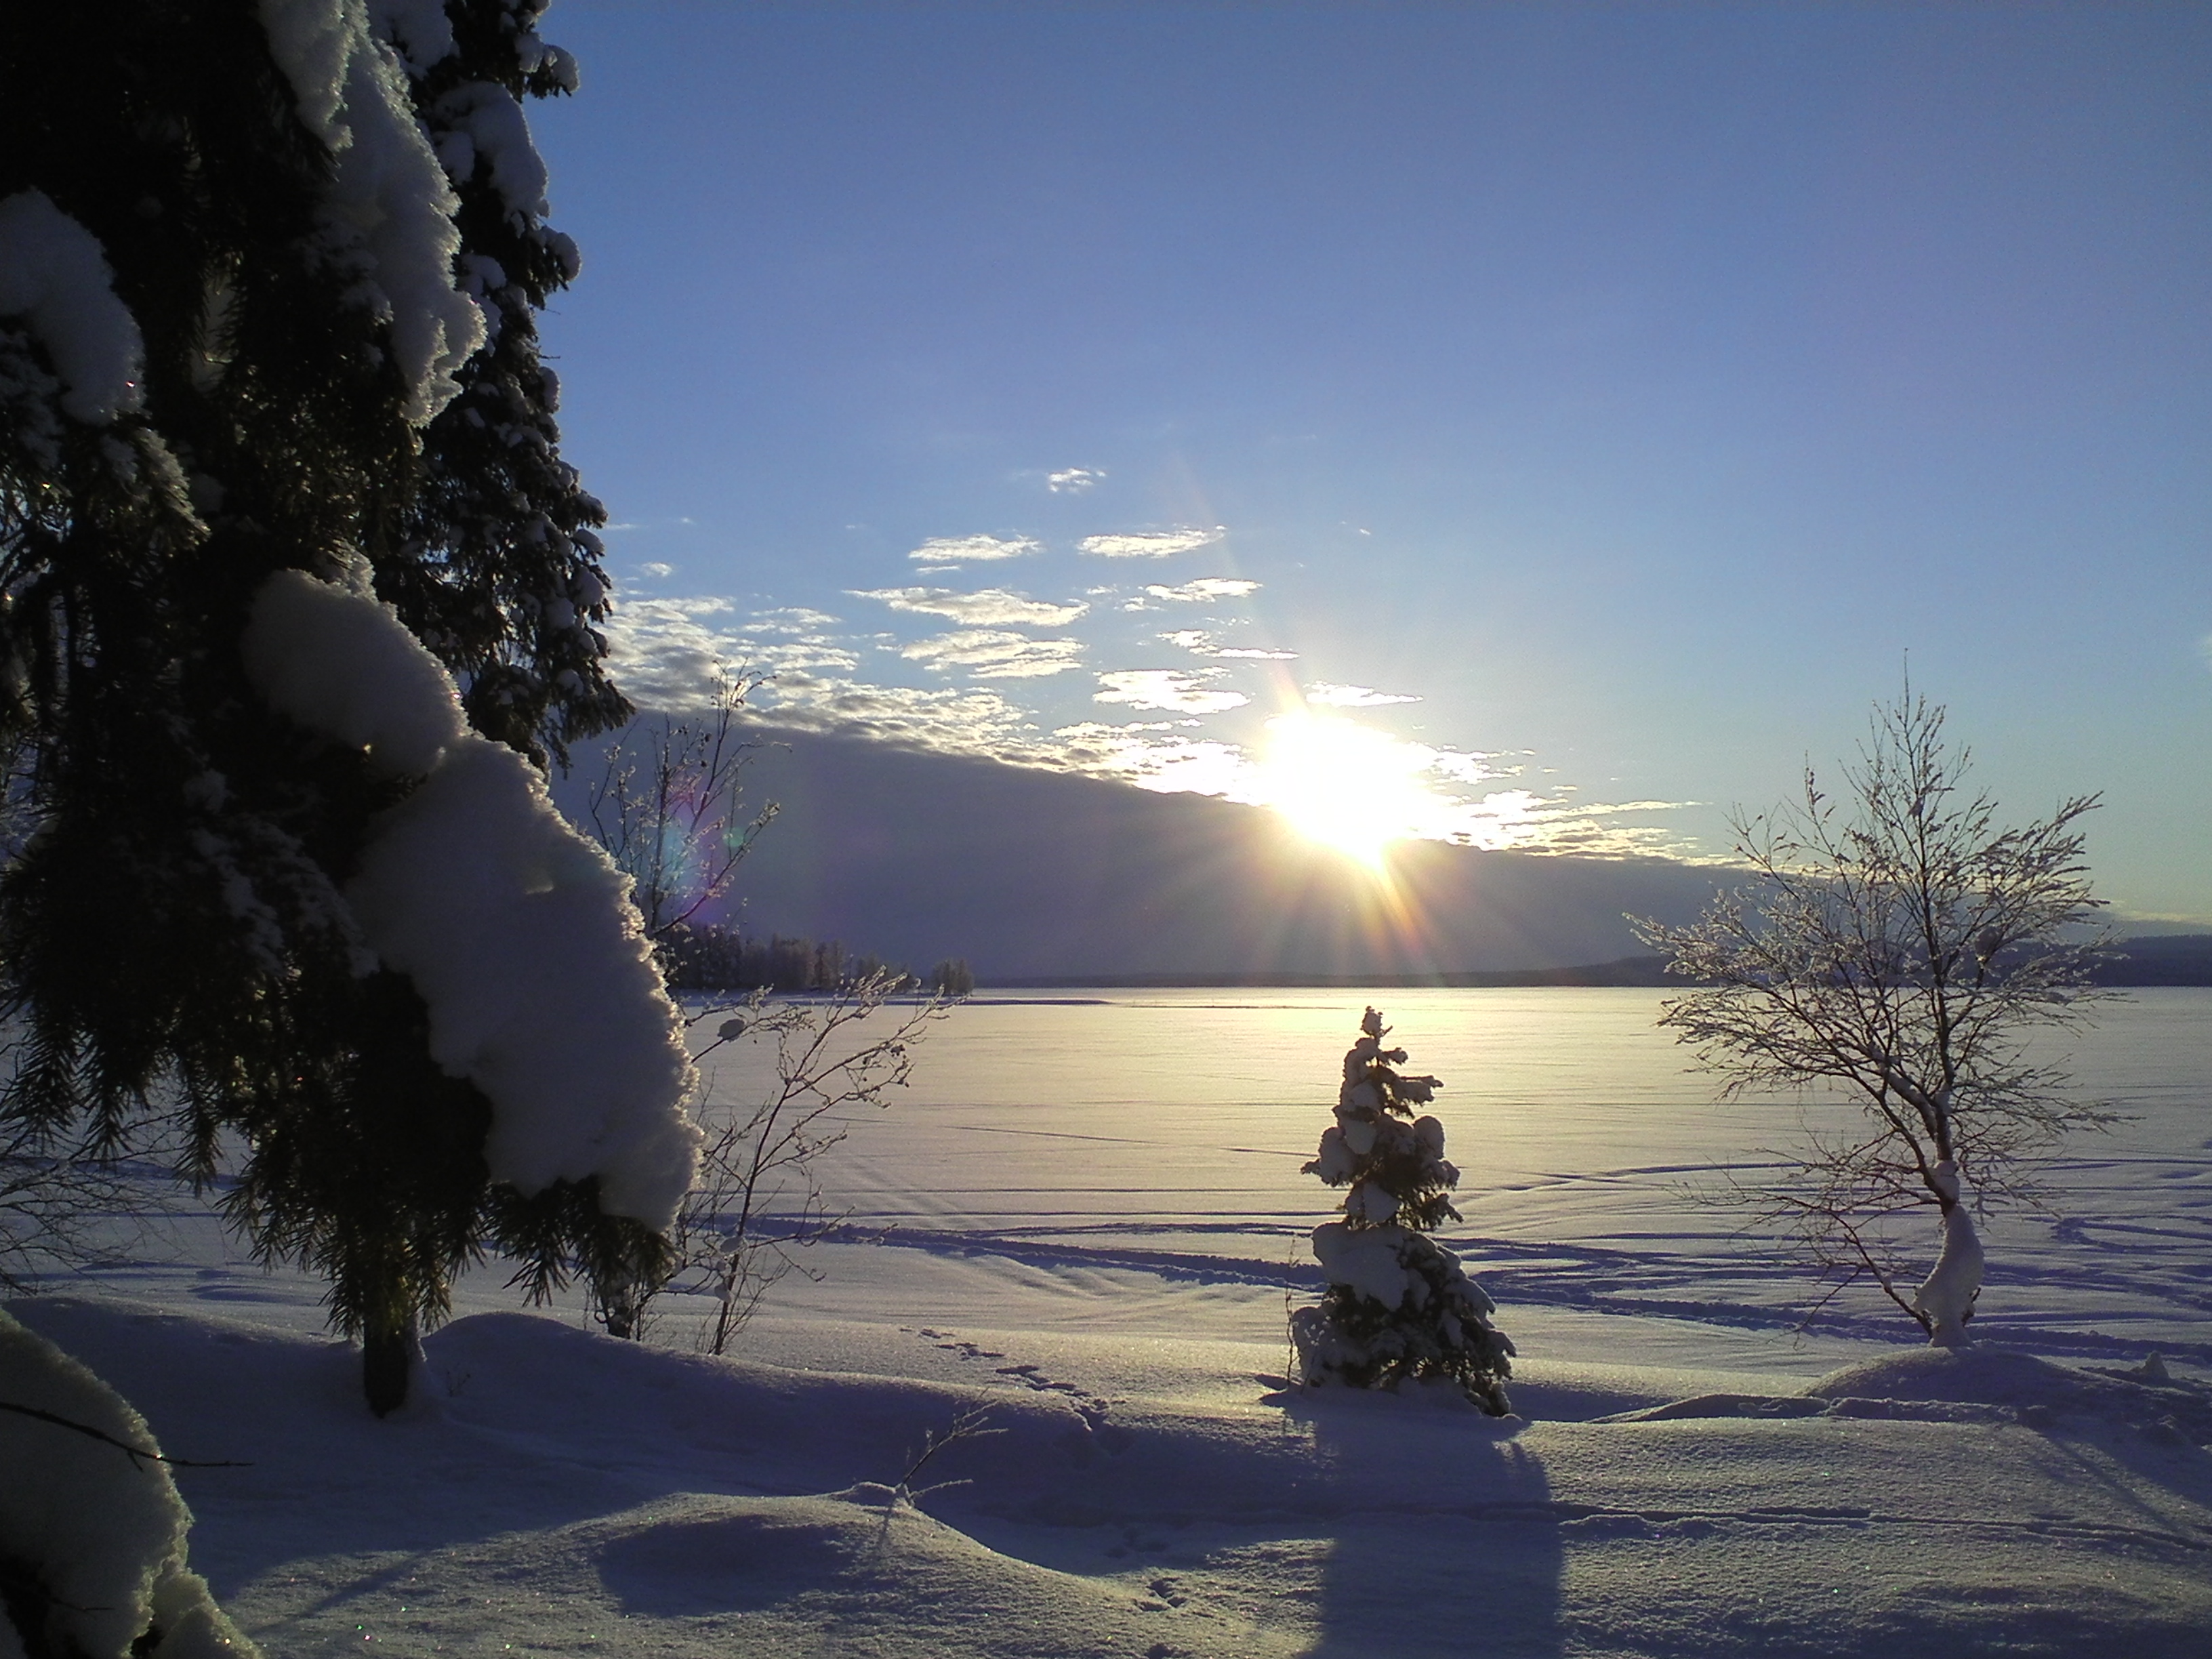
[600,583,1699,859]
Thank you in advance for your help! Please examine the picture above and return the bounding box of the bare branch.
[0,1401,249,1469]
[603,970,955,1352]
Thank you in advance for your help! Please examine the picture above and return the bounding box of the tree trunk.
[363,1317,416,1417]
[1910,1160,1984,1347]
[600,1279,642,1341]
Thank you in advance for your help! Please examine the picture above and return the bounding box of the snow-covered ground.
[11,989,2211,1656]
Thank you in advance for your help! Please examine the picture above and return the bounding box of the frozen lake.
[698,987,2212,1367]
[54,986,2209,1378]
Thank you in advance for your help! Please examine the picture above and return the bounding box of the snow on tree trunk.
[1911,1159,1984,1348]
[1290,1008,1514,1414]
[244,565,701,1229]
[0,1310,259,1658]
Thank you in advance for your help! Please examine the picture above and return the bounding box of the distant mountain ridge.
[989,937,2212,989]
[2089,933,2212,987]
[644,730,1736,979]
[560,729,2211,987]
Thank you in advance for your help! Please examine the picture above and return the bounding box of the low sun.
[1255,715,1437,867]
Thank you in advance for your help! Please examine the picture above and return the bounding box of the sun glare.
[1256,715,1441,867]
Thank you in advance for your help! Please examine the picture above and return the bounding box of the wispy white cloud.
[1307,682,1420,708]
[1151,577,1258,601]
[1079,527,1225,559]
[900,629,1085,678]
[1157,627,1294,661]
[1123,577,1261,612]
[1094,668,1250,714]
[739,607,842,634]
[907,533,1043,566]
[636,561,674,579]
[2199,631,2212,671]
[1047,468,1104,494]
[851,586,1088,628]
[1158,629,1216,652]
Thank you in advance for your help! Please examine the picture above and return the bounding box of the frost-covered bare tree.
[576,699,951,1349]
[0,1122,159,1293]
[586,674,777,947]
[675,975,947,1353]
[1634,693,2112,1345]
[586,970,947,1347]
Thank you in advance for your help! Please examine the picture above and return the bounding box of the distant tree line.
[656,923,971,996]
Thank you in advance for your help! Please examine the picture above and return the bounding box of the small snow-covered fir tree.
[1291,1008,1514,1414]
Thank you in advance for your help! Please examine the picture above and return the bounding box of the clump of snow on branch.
[430,83,550,219]
[0,190,146,424]
[244,567,701,1228]
[257,0,486,423]
[0,1310,259,1659]
[1292,1007,1515,1414]
[365,0,454,69]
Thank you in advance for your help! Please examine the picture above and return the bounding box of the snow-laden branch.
[245,565,701,1228]
[0,191,145,424]
[258,0,486,422]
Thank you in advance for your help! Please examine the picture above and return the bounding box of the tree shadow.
[1284,1389,1563,1659]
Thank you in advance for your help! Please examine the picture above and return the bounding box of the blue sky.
[531,1,2210,919]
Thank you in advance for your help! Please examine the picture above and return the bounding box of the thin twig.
[0,1401,249,1469]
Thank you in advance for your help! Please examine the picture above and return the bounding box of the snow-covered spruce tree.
[0,1,696,1415]
[1291,1008,1514,1415]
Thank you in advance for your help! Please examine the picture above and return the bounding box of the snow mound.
[1607,1347,2212,1443]
[1808,1345,2106,1407]
[573,1490,1254,1656]
[1808,1346,2212,1441]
